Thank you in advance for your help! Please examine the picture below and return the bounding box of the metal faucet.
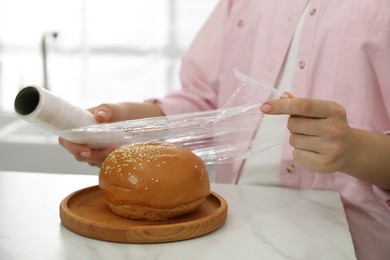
[41,32,58,90]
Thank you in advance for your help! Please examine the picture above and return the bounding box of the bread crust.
[107,197,207,221]
[99,142,210,220]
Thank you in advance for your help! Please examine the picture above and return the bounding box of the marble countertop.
[0,171,356,260]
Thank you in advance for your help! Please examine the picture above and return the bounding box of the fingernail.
[80,151,91,158]
[260,104,272,113]
[96,110,107,118]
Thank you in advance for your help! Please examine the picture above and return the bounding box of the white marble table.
[0,171,356,260]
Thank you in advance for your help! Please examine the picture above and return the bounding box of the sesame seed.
[102,142,176,177]
[128,174,139,185]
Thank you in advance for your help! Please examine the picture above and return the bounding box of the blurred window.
[0,0,218,111]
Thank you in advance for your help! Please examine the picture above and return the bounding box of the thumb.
[94,109,109,123]
[89,103,115,123]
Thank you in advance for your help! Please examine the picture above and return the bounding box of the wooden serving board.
[60,185,228,243]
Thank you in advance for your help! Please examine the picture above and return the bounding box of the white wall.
[0,0,219,112]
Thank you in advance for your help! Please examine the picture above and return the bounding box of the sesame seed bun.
[99,142,210,220]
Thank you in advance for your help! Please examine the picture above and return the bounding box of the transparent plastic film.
[58,69,288,164]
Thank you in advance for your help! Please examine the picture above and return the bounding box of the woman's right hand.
[58,103,120,167]
[58,102,164,167]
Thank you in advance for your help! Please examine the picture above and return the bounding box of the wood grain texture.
[60,186,228,243]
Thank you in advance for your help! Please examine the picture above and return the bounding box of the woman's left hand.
[260,93,354,173]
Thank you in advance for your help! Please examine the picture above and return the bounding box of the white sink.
[0,114,97,175]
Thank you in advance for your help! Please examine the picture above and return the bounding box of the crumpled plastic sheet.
[59,69,288,164]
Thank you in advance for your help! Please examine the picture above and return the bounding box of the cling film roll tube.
[57,69,288,164]
[14,85,96,132]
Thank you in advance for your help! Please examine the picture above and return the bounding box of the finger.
[292,149,322,171]
[261,98,340,118]
[292,148,338,173]
[290,133,344,173]
[59,137,102,164]
[88,162,102,168]
[94,110,108,123]
[90,148,114,163]
[73,146,114,165]
[289,133,322,153]
[287,116,325,136]
[88,103,116,123]
[290,132,342,154]
[59,137,92,158]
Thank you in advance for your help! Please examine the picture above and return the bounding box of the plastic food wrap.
[14,85,96,132]
[15,69,287,164]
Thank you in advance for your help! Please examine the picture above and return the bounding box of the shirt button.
[310,8,317,16]
[299,60,306,69]
[286,164,295,173]
[237,19,245,28]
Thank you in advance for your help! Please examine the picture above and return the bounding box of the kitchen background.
[0,0,218,111]
[0,0,218,174]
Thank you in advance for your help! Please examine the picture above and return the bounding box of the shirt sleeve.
[145,0,233,115]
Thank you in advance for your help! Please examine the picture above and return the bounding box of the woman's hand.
[260,93,390,189]
[58,103,120,167]
[58,102,164,167]
[260,93,353,173]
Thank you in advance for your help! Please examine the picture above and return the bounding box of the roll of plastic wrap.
[13,70,286,164]
[14,85,96,134]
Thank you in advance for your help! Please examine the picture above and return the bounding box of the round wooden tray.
[60,185,228,243]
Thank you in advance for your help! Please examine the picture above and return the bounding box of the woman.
[60,1,390,258]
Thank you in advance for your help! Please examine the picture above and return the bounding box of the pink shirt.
[151,0,390,259]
